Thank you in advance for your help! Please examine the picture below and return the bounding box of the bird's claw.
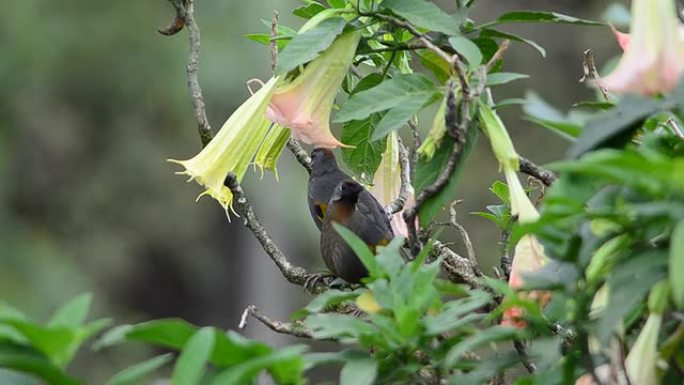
[303,272,336,292]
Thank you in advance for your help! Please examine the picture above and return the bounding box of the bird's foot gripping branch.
[5,1,684,384]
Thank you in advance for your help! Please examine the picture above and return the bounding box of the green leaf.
[569,95,664,157]
[671,220,684,309]
[2,321,73,366]
[334,74,434,123]
[382,0,460,36]
[211,346,306,385]
[327,0,345,8]
[172,328,215,385]
[597,251,668,343]
[341,116,387,184]
[0,342,81,385]
[275,17,346,75]
[523,92,581,139]
[414,122,479,223]
[371,92,435,141]
[480,11,604,29]
[95,319,271,367]
[417,50,450,82]
[293,2,326,19]
[304,290,361,314]
[304,314,378,340]
[332,223,380,277]
[448,36,482,70]
[48,294,92,328]
[480,29,546,58]
[486,72,529,87]
[340,358,377,385]
[445,326,521,367]
[105,354,173,385]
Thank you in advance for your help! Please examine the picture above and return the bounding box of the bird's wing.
[352,191,395,247]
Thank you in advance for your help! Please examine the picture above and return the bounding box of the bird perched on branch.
[307,148,351,230]
[320,179,394,283]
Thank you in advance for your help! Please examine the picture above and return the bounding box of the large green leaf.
[340,358,377,385]
[480,29,545,58]
[333,74,434,123]
[486,72,529,87]
[478,11,604,29]
[448,36,482,70]
[671,220,684,309]
[172,328,215,385]
[569,95,663,157]
[523,92,581,139]
[341,116,387,184]
[275,17,346,75]
[105,354,173,385]
[211,345,306,385]
[382,0,461,36]
[0,342,81,385]
[293,2,326,19]
[48,294,92,329]
[371,92,435,141]
[95,319,271,367]
[445,326,521,367]
[332,223,380,277]
[414,122,479,223]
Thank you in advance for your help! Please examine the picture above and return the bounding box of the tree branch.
[518,156,556,186]
[386,137,412,216]
[286,138,312,173]
[224,174,325,293]
[403,82,468,254]
[239,305,315,339]
[434,241,483,290]
[160,0,214,147]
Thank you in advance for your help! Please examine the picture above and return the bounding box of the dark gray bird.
[320,179,394,283]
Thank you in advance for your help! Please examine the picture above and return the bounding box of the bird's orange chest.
[326,201,355,225]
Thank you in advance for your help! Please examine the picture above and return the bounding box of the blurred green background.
[0,0,623,381]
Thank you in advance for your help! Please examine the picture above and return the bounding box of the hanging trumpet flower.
[369,132,413,237]
[417,95,447,160]
[603,0,684,95]
[169,78,278,213]
[266,31,361,148]
[478,102,550,328]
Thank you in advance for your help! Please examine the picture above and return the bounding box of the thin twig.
[239,305,315,339]
[408,120,421,181]
[485,39,510,72]
[224,174,324,292]
[434,241,483,290]
[448,201,480,274]
[184,0,213,146]
[158,0,187,36]
[513,340,537,374]
[518,156,556,186]
[499,229,511,279]
[286,138,312,173]
[270,11,279,73]
[579,49,610,102]
[404,82,468,254]
[667,118,684,139]
[386,137,412,216]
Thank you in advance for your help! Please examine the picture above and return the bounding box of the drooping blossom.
[369,131,414,237]
[417,96,447,160]
[266,31,361,148]
[254,123,290,179]
[603,0,684,95]
[478,102,550,328]
[169,78,278,213]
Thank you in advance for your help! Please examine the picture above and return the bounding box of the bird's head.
[331,179,364,204]
[310,148,339,176]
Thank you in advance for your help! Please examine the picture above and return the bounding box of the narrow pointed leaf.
[275,17,346,75]
[382,0,461,36]
[172,327,215,385]
[106,354,173,385]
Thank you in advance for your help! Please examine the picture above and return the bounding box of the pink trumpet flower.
[603,0,684,95]
[266,31,361,148]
